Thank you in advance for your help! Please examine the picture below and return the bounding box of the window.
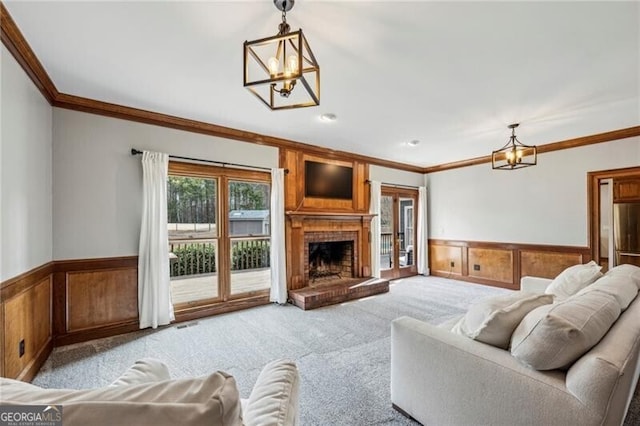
[167,162,271,310]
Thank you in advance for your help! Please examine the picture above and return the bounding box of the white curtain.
[270,168,287,304]
[417,186,429,275]
[138,151,174,329]
[370,181,382,278]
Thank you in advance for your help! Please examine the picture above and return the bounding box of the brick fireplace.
[286,212,389,309]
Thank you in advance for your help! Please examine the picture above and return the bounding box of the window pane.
[228,181,270,236]
[229,180,271,294]
[168,175,219,305]
[399,197,414,267]
[380,195,393,270]
[169,239,219,304]
[167,176,217,239]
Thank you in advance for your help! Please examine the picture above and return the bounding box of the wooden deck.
[170,268,271,305]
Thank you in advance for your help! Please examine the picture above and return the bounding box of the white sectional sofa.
[0,358,299,426]
[391,264,640,426]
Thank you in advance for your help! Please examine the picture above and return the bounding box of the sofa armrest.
[520,276,552,293]
[391,316,599,426]
[243,359,299,426]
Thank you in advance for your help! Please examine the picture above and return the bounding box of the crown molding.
[423,126,640,174]
[2,3,637,175]
[0,2,57,104]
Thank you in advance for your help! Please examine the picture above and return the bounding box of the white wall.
[52,109,279,260]
[370,165,425,187]
[427,137,640,247]
[1,46,53,281]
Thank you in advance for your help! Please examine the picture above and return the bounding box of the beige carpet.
[33,276,639,425]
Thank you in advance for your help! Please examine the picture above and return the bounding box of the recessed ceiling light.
[408,139,420,146]
[320,113,337,122]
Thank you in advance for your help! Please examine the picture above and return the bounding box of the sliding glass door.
[167,162,271,311]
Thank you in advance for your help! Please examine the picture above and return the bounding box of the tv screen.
[305,161,353,200]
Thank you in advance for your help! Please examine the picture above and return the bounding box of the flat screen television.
[304,161,353,200]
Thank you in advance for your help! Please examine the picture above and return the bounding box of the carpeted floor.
[33,276,640,425]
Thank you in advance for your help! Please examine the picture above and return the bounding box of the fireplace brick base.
[288,278,389,310]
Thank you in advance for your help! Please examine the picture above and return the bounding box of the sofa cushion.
[1,371,243,426]
[109,357,171,386]
[576,275,638,311]
[450,292,553,349]
[544,260,603,301]
[511,291,621,370]
[606,264,640,288]
[243,359,299,426]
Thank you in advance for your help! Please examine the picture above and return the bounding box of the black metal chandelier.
[492,123,537,170]
[243,0,320,110]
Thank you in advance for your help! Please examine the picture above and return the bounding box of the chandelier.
[243,0,320,110]
[492,123,537,170]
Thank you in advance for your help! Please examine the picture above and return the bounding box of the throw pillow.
[1,371,243,426]
[575,274,638,311]
[243,359,299,426]
[450,292,554,349]
[606,264,640,288]
[109,357,171,387]
[510,291,620,370]
[544,260,603,301]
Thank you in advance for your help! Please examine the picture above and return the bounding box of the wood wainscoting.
[53,256,140,346]
[1,263,54,381]
[429,239,591,289]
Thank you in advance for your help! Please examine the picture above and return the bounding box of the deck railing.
[169,237,271,277]
[231,237,270,271]
[169,239,217,277]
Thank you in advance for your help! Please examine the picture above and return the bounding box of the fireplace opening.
[308,241,354,283]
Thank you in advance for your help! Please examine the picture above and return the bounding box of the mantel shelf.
[286,211,376,221]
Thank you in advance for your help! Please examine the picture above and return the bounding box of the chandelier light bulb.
[287,55,298,74]
[268,57,280,77]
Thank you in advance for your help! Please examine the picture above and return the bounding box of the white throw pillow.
[243,359,299,426]
[451,292,554,349]
[606,264,640,289]
[511,291,620,370]
[575,274,638,311]
[544,261,603,301]
[109,358,171,387]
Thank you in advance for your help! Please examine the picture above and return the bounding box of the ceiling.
[4,1,639,168]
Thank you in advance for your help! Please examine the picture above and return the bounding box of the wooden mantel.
[286,211,375,222]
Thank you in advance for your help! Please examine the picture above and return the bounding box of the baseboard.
[54,320,141,347]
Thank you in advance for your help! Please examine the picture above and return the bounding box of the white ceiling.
[4,1,639,168]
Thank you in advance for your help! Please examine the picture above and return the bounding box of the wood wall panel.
[2,276,51,380]
[66,268,138,332]
[429,239,591,289]
[3,290,30,378]
[429,245,463,276]
[520,250,585,279]
[282,150,370,214]
[468,248,513,284]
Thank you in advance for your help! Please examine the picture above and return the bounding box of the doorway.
[589,166,640,271]
[380,187,418,279]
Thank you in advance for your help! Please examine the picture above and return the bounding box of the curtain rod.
[366,179,421,190]
[131,149,286,173]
